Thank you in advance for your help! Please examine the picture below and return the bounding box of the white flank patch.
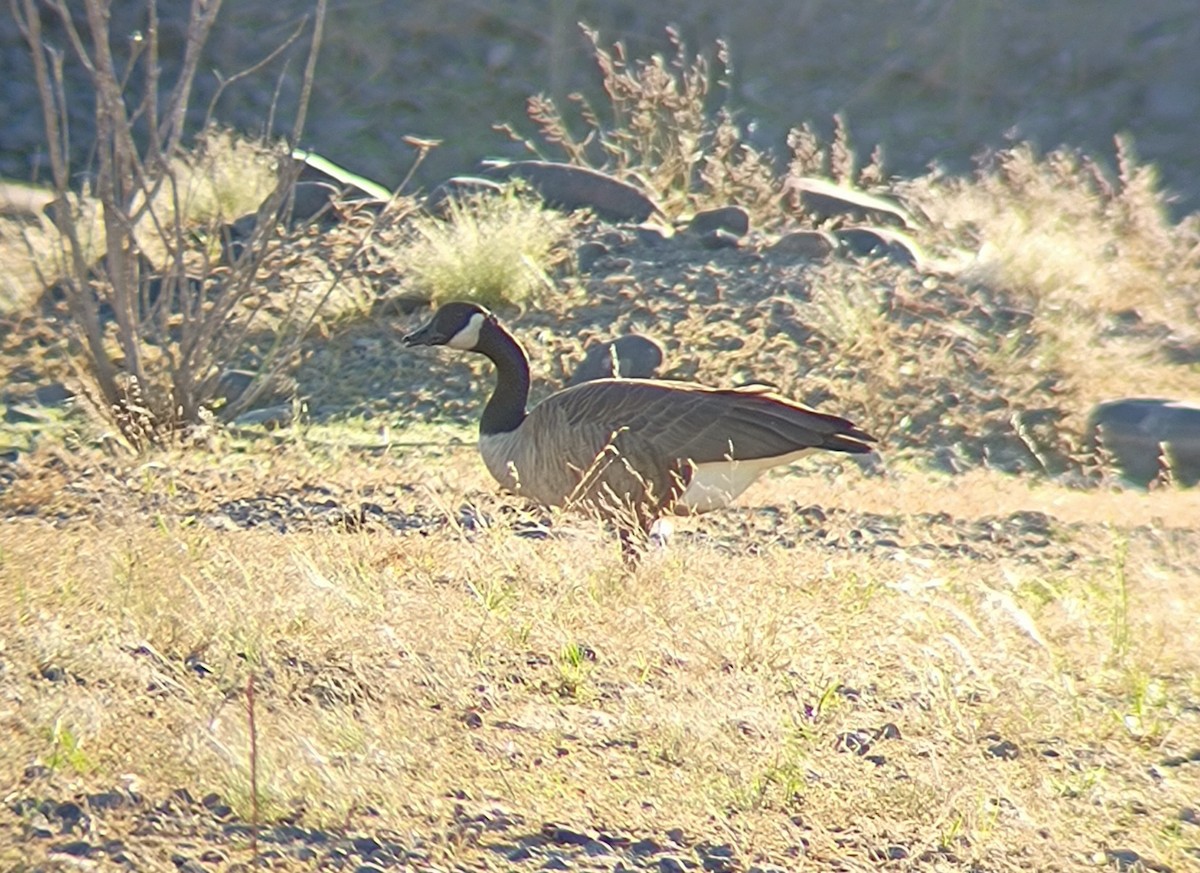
[446,312,485,349]
[678,449,815,513]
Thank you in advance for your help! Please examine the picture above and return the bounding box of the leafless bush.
[498,25,892,227]
[498,25,781,221]
[10,0,350,449]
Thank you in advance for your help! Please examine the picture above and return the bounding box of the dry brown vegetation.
[401,186,579,307]
[1,444,1199,871]
[4,18,1200,873]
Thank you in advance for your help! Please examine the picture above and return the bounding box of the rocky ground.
[8,755,1196,872]
[2,1,1200,215]
[6,775,785,872]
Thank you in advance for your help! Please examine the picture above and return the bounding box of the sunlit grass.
[402,186,577,307]
[1,440,1198,870]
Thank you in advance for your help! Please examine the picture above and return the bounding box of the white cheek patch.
[446,312,485,349]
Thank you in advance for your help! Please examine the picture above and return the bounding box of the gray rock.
[699,229,741,250]
[583,840,611,856]
[51,840,92,857]
[3,405,51,425]
[542,824,593,846]
[986,739,1020,760]
[784,176,913,227]
[834,730,873,755]
[835,226,922,267]
[219,213,259,263]
[291,181,340,224]
[633,223,674,246]
[599,230,631,248]
[425,175,506,215]
[53,801,85,830]
[1104,849,1142,871]
[575,241,610,272]
[231,404,293,430]
[34,382,75,406]
[631,838,664,856]
[768,230,837,259]
[697,843,735,873]
[215,370,257,405]
[28,811,54,838]
[1086,397,1200,486]
[658,856,691,873]
[87,791,125,812]
[567,335,665,386]
[688,206,750,237]
[876,722,901,740]
[480,160,662,223]
[507,845,535,862]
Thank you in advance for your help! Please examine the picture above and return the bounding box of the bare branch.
[14,0,120,408]
[14,0,340,446]
[143,4,161,161]
[204,17,307,127]
[290,0,326,145]
[160,0,223,154]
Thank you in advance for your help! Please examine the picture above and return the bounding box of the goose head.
[402,301,495,351]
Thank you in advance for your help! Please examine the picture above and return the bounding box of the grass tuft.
[402,187,577,308]
[907,139,1200,326]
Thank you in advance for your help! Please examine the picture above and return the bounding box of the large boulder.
[567,335,665,386]
[1086,398,1200,486]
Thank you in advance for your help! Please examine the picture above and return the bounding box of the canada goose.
[403,302,877,559]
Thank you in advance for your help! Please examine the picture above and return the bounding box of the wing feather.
[533,378,875,465]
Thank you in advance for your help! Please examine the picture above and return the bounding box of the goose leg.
[649,517,674,548]
[619,525,644,566]
[618,503,658,567]
[620,461,691,565]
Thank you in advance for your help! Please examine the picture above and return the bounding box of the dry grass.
[147,127,280,253]
[0,197,104,313]
[502,25,787,222]
[904,140,1200,433]
[0,129,277,316]
[400,187,578,308]
[2,442,1198,871]
[911,139,1198,323]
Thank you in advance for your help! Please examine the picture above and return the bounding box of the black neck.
[474,317,530,435]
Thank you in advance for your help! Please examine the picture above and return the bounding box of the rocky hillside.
[2,1,1200,214]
